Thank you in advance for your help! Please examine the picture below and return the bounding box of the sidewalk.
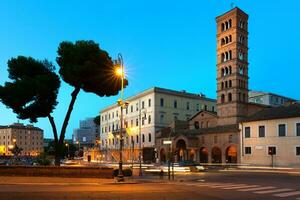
[220,166,300,175]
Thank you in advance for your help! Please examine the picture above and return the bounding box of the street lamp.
[115,53,129,182]
[138,100,147,176]
[65,143,70,159]
[76,141,81,157]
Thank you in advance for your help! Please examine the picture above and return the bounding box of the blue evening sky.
[0,0,299,139]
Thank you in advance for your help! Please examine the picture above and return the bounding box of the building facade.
[72,118,99,147]
[240,104,300,167]
[249,91,296,107]
[0,123,44,156]
[99,87,216,162]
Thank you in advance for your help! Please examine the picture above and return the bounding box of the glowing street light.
[114,53,129,182]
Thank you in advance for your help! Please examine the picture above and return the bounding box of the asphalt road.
[0,171,299,200]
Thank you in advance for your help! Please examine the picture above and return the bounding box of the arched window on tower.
[221,82,224,89]
[225,52,229,61]
[221,94,225,103]
[229,66,232,74]
[229,35,232,42]
[221,23,225,31]
[229,80,232,88]
[221,68,225,77]
[228,93,232,102]
[225,81,228,88]
[239,66,244,75]
[225,37,228,44]
[239,51,244,60]
[229,50,232,60]
[221,38,225,45]
[221,53,225,63]
[229,19,232,28]
[225,67,229,75]
[225,21,229,30]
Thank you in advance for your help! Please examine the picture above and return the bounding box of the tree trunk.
[48,115,61,166]
[58,87,81,161]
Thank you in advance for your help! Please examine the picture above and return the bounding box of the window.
[245,147,251,155]
[278,124,286,137]
[142,101,145,109]
[136,103,139,111]
[296,123,300,136]
[148,115,151,124]
[136,135,139,144]
[204,105,207,111]
[131,105,133,113]
[148,99,151,107]
[259,126,265,138]
[196,104,200,111]
[268,146,276,155]
[174,100,177,108]
[212,106,215,112]
[136,118,139,126]
[296,147,300,156]
[194,121,200,129]
[148,133,152,142]
[245,127,251,138]
[142,134,145,143]
[131,120,133,127]
[186,102,190,110]
[228,93,232,102]
[160,98,164,107]
[160,114,164,124]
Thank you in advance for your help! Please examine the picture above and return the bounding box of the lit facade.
[0,123,44,156]
[99,87,216,162]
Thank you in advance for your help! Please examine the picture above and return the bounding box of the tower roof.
[216,7,248,21]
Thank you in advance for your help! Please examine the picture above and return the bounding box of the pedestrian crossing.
[177,181,300,199]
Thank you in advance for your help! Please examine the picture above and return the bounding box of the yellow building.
[0,123,44,156]
[240,103,300,167]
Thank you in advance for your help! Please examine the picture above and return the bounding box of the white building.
[99,87,216,162]
[73,118,99,146]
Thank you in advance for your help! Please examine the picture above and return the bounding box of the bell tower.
[216,8,249,125]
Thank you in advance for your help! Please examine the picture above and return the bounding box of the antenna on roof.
[231,2,235,9]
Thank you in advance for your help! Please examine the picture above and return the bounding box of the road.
[0,170,299,200]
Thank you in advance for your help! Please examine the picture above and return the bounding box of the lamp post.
[115,53,129,182]
[76,141,80,157]
[138,100,147,176]
[65,143,70,159]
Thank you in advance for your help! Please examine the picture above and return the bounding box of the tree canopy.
[57,40,127,97]
[0,56,60,122]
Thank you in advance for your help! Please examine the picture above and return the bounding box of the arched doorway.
[226,145,237,163]
[211,147,222,163]
[199,147,208,163]
[176,139,187,162]
[160,148,166,163]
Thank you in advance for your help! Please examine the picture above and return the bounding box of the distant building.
[0,123,44,156]
[249,91,296,107]
[99,86,216,162]
[73,118,99,147]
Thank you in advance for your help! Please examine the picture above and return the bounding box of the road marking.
[238,186,275,192]
[273,191,300,197]
[254,188,294,194]
[209,184,244,188]
[223,185,258,190]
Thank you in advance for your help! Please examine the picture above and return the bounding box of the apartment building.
[0,123,44,156]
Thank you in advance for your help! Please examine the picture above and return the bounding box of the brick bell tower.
[216,8,249,125]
